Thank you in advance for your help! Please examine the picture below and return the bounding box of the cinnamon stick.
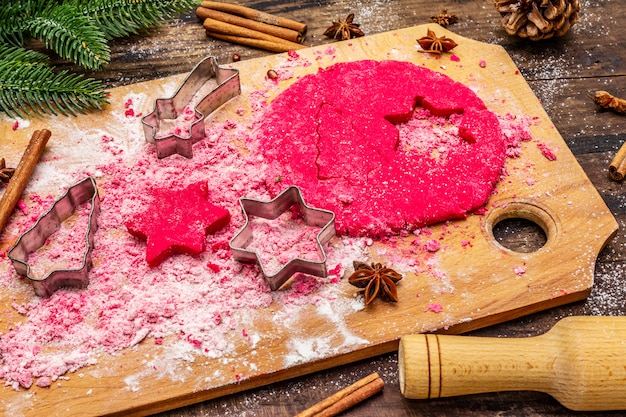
[609,140,626,181]
[295,372,384,417]
[196,7,303,44]
[205,31,304,53]
[0,129,51,234]
[201,1,307,34]
[203,17,304,51]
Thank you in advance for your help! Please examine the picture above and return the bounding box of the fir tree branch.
[77,0,200,40]
[0,0,199,118]
[0,46,109,118]
[26,3,111,71]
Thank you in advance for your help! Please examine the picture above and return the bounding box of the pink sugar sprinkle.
[450,54,460,62]
[12,120,19,130]
[125,108,135,117]
[479,60,486,68]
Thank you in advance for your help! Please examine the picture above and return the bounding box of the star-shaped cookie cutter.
[7,177,100,297]
[141,56,241,159]
[229,186,336,290]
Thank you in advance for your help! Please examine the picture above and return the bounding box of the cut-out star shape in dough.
[125,181,230,266]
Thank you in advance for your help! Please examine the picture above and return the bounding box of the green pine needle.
[27,3,111,71]
[78,0,200,39]
[0,46,109,118]
[0,45,50,66]
[0,1,32,47]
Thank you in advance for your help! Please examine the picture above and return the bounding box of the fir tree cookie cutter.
[142,56,241,159]
[229,186,336,290]
[7,177,100,297]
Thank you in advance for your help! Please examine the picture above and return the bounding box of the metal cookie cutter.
[229,186,336,290]
[142,56,241,159]
[7,177,100,297]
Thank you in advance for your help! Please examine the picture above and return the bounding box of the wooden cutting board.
[0,24,617,416]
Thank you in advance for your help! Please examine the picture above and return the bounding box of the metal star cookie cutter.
[141,56,241,159]
[229,186,336,290]
[7,177,100,297]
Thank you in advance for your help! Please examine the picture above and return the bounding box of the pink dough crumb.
[514,265,527,275]
[425,239,441,252]
[537,142,557,160]
[17,200,28,214]
[426,303,443,313]
[36,377,52,388]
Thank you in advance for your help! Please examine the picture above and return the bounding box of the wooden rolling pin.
[398,316,626,411]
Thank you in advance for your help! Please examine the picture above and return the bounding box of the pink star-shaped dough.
[125,181,230,266]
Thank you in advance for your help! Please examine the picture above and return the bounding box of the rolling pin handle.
[398,316,626,411]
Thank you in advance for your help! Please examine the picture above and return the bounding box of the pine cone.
[494,0,581,41]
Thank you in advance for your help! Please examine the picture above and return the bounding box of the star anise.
[431,10,458,27]
[417,29,458,54]
[0,158,16,185]
[348,261,403,305]
[324,13,365,41]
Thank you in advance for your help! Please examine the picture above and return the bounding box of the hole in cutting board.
[492,218,547,253]
[485,201,558,254]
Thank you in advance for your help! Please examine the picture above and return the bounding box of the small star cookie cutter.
[141,56,241,159]
[7,177,100,297]
[229,186,336,290]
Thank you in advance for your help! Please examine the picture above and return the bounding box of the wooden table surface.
[46,0,625,415]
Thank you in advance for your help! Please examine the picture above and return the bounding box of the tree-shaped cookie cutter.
[7,177,100,297]
[141,56,241,159]
[229,186,336,290]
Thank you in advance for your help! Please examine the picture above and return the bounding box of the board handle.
[398,316,626,411]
